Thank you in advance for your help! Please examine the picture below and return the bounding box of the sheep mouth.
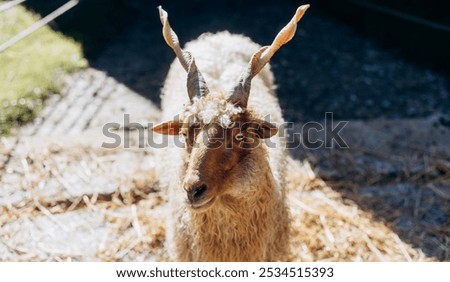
[189,196,216,211]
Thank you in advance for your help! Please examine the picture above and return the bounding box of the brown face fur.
[152,107,277,211]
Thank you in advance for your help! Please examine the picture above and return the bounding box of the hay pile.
[0,129,434,261]
[286,159,431,261]
[0,131,165,261]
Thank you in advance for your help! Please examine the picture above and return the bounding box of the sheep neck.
[184,148,286,261]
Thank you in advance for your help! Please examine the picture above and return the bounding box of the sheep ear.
[152,120,183,135]
[246,119,278,139]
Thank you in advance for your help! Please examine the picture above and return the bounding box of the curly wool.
[175,146,289,261]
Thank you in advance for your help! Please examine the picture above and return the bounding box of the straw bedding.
[0,129,442,261]
[0,70,447,261]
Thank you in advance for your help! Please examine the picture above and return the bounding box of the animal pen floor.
[1,1,449,261]
[0,69,448,261]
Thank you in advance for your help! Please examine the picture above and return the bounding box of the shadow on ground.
[24,0,450,121]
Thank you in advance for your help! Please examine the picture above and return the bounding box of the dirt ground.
[0,0,449,261]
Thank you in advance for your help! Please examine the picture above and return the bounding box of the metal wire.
[345,0,450,33]
[0,0,79,53]
[0,0,26,13]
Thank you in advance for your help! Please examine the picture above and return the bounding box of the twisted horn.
[158,6,209,100]
[228,4,310,108]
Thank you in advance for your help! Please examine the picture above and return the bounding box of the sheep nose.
[186,184,208,203]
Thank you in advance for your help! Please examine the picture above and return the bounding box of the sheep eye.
[235,133,245,141]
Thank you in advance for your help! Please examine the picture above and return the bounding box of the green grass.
[0,2,87,135]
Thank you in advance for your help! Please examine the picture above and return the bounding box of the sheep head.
[152,5,309,210]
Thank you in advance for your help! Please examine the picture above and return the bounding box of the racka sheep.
[152,5,309,261]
